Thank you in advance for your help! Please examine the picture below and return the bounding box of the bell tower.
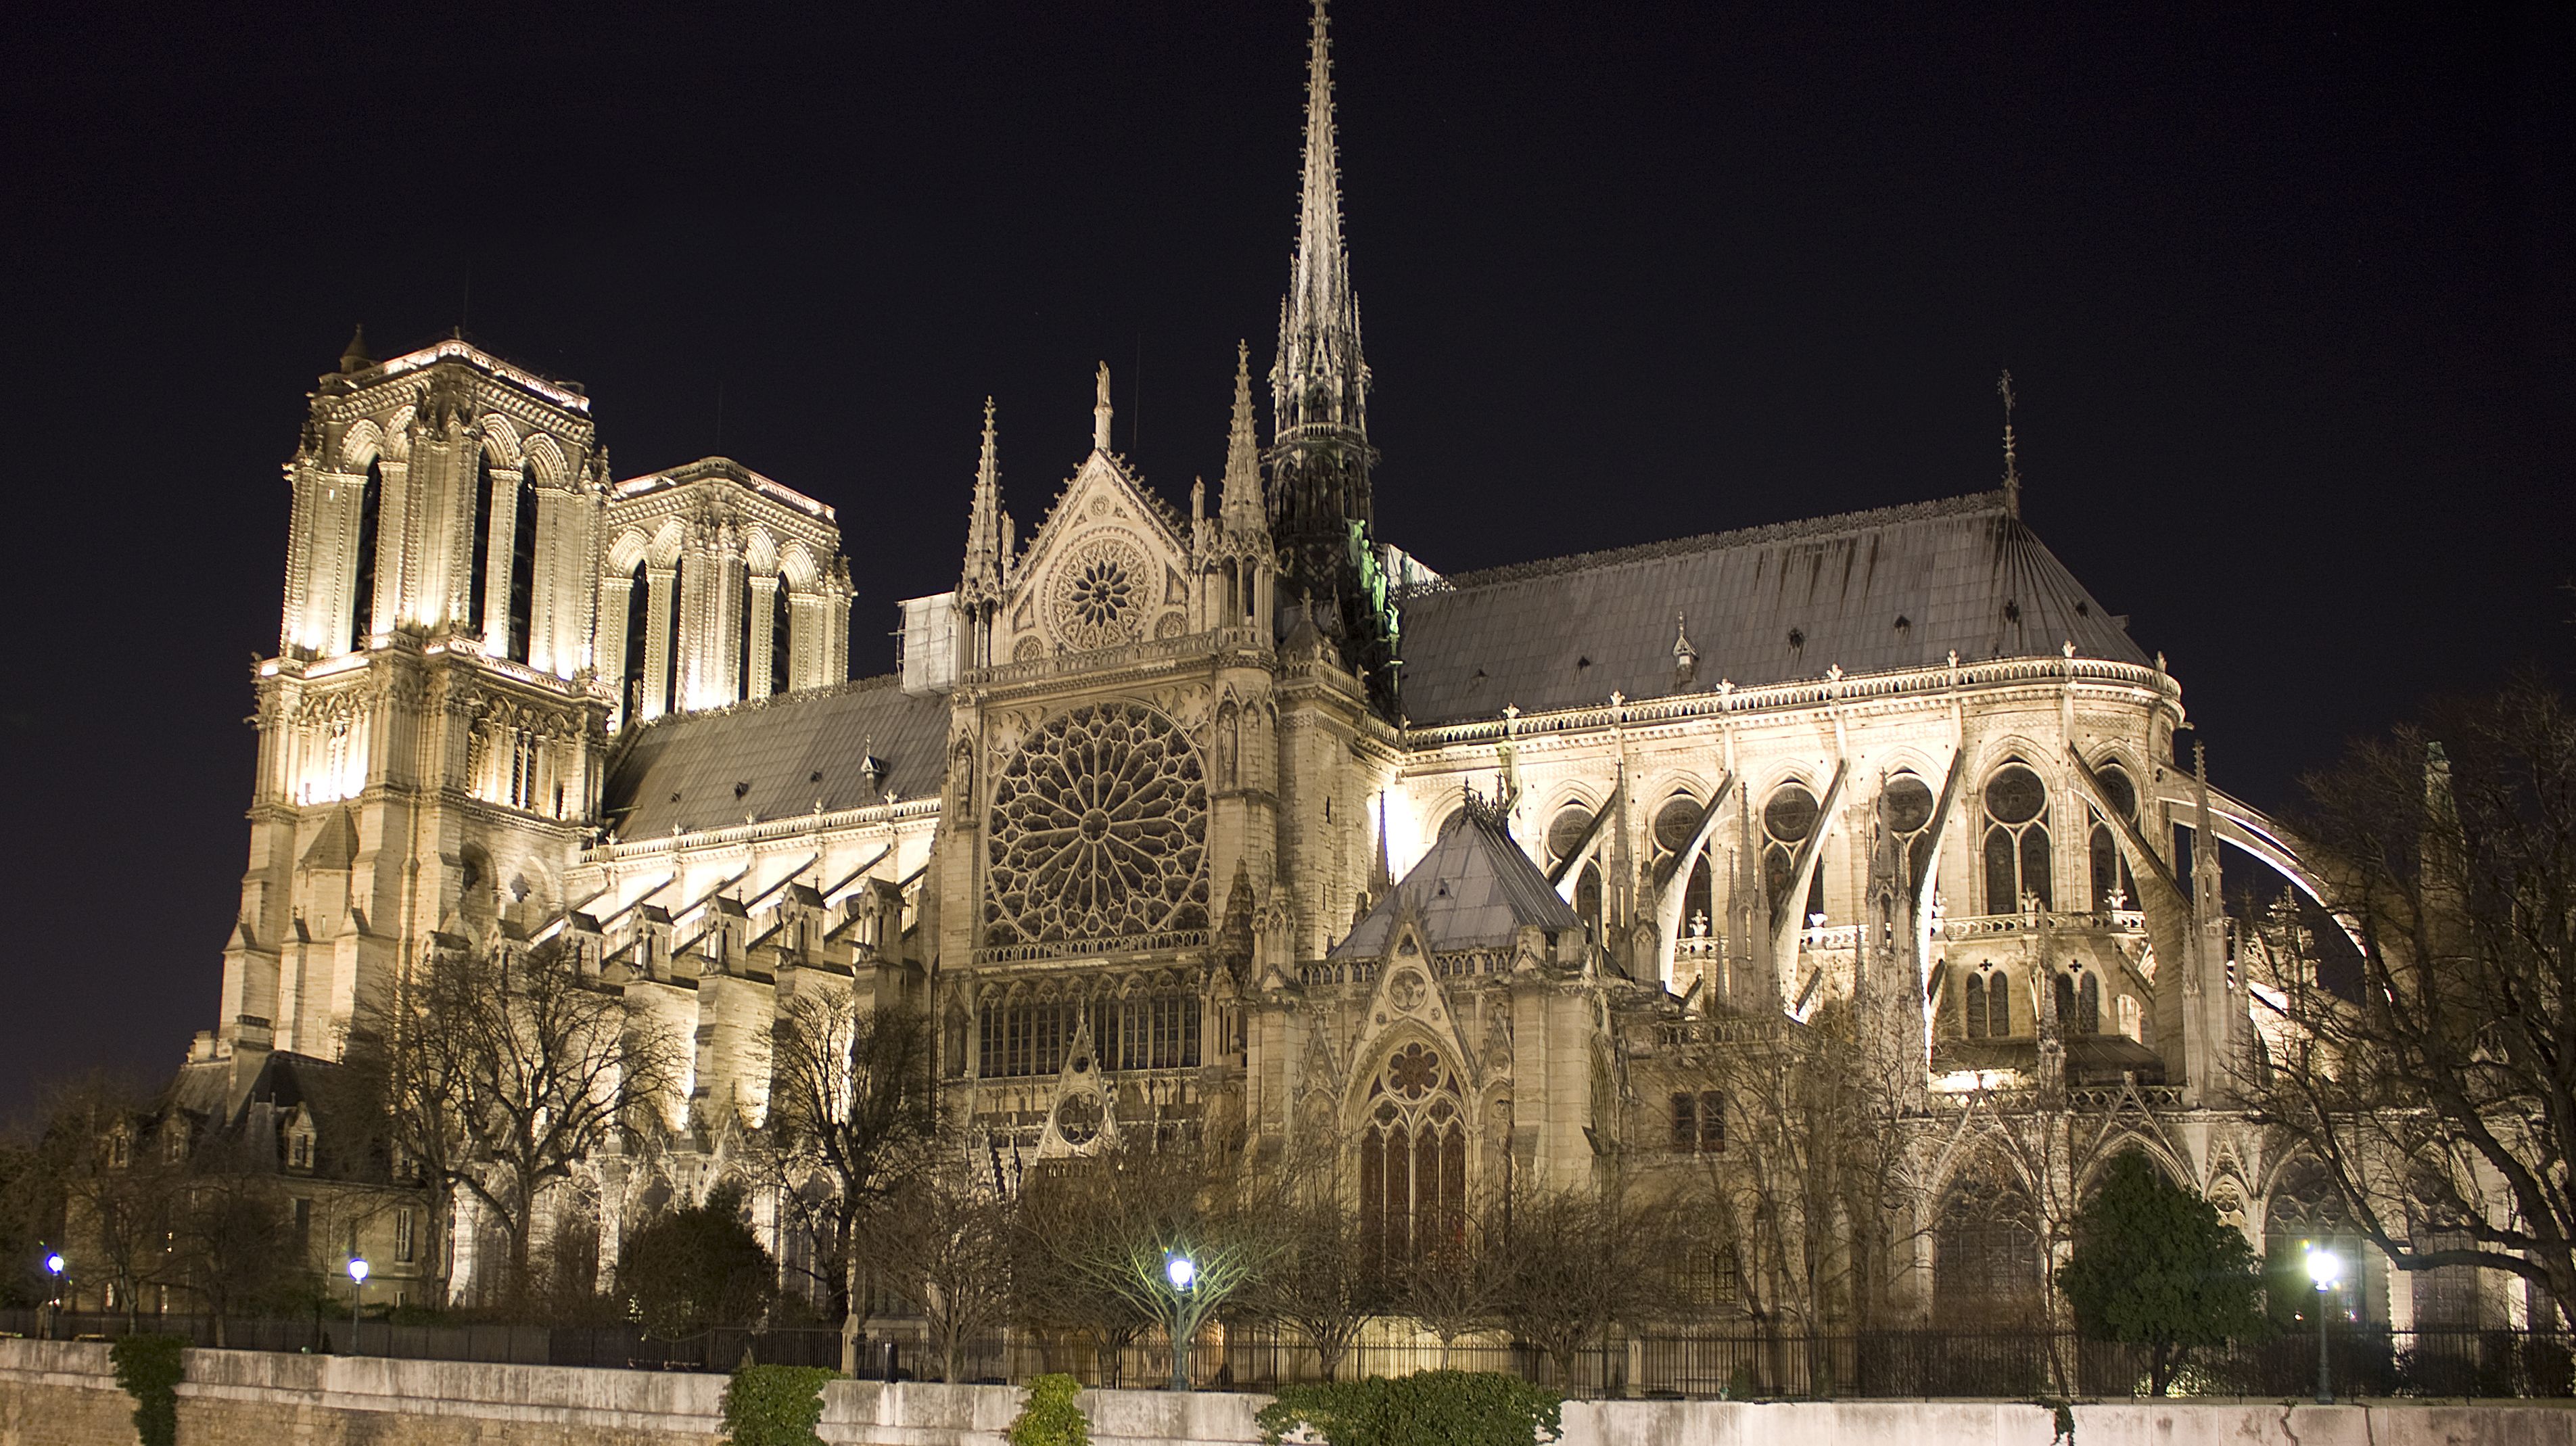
[223,333,613,1069]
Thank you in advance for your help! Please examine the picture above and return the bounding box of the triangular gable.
[1002,449,1194,661]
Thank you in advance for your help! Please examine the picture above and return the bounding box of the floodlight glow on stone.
[1166,1254,1196,1291]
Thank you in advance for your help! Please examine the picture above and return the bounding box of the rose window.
[985,703,1209,948]
[1049,538,1149,651]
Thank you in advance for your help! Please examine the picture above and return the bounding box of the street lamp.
[2305,1243,2342,1405]
[42,1253,65,1340]
[346,1257,369,1355]
[1165,1253,1197,1393]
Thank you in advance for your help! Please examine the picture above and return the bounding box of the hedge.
[720,1362,840,1446]
[1255,1370,1563,1446]
[109,1334,188,1446]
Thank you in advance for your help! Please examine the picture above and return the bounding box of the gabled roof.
[1332,814,1580,959]
[1393,492,2149,726]
[604,675,952,840]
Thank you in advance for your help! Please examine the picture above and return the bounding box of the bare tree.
[1235,1150,1384,1381]
[1013,1142,1278,1389]
[1676,1000,1924,1340]
[877,1150,1016,1382]
[169,1136,294,1347]
[757,991,937,1368]
[362,937,682,1313]
[1395,1211,1505,1369]
[1487,1178,1683,1393]
[36,1074,174,1326]
[2247,679,2576,1324]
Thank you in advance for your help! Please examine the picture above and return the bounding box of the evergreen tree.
[2056,1153,2266,1395]
[619,1182,777,1339]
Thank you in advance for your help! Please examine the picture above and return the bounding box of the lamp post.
[1165,1253,1197,1393]
[2305,1243,2341,1405]
[42,1253,66,1340]
[346,1257,369,1355]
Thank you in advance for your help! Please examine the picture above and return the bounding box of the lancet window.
[1359,1042,1465,1278]
[468,451,494,636]
[506,475,537,662]
[1963,967,2012,1039]
[349,459,383,653]
[1981,763,2053,912]
[621,561,649,718]
[1934,1154,2043,1326]
[2088,760,2140,909]
[2052,968,2101,1035]
[770,581,791,695]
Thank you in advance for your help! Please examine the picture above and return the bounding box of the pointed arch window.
[622,561,649,719]
[1653,795,1712,937]
[1879,773,1938,893]
[468,450,494,636]
[1981,764,2053,912]
[2052,969,2101,1035]
[350,458,383,652]
[1359,1042,1465,1280]
[507,473,538,661]
[2088,761,2140,910]
[739,574,756,701]
[1963,966,2011,1039]
[770,580,792,695]
[1763,782,1827,923]
[1934,1154,2044,1326]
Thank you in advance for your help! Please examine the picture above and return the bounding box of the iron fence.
[4,1307,2567,1399]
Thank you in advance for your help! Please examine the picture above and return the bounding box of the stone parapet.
[6,1339,2575,1446]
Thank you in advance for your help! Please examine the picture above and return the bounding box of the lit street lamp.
[346,1257,369,1355]
[2305,1243,2341,1405]
[42,1252,66,1341]
[1165,1253,1197,1393]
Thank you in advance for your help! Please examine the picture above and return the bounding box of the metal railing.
[5,1309,2566,1399]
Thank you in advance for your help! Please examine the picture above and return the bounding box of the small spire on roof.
[339,325,372,374]
[1997,369,2021,518]
[1673,611,1699,687]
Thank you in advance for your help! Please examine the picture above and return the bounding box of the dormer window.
[289,1129,314,1171]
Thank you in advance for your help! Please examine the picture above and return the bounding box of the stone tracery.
[983,702,1209,948]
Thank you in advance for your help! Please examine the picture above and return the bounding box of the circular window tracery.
[985,703,1208,948]
[1048,537,1149,651]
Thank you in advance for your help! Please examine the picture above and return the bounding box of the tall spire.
[961,398,1004,601]
[1219,340,1265,532]
[1267,0,1393,709]
[1273,0,1367,446]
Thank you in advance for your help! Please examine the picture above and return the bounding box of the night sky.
[2,1,2567,1119]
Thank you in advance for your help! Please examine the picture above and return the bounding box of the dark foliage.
[621,1182,778,1339]
[2056,1154,2266,1395]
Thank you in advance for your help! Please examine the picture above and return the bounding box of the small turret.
[339,325,373,374]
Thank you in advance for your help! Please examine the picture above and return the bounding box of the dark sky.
[2,1,2567,1118]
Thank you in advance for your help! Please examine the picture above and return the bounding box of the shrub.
[109,1334,187,1446]
[1255,1370,1563,1446]
[720,1363,839,1446]
[1007,1372,1093,1446]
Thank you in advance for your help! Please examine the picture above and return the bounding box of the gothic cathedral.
[192,3,2383,1326]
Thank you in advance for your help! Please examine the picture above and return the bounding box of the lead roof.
[1394,490,2148,726]
[1332,814,1582,959]
[604,675,951,841]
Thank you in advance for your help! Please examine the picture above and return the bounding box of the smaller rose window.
[1055,1094,1104,1146]
[1384,1042,1445,1100]
[1069,557,1132,632]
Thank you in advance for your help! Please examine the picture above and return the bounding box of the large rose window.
[985,703,1209,948]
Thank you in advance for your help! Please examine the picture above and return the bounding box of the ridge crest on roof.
[1424,490,2006,594]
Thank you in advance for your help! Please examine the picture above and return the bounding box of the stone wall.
[6,1338,2574,1446]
